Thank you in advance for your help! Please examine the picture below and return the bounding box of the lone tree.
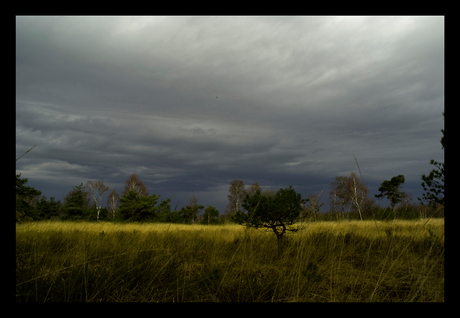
[374,175,407,209]
[232,186,307,244]
[329,172,369,220]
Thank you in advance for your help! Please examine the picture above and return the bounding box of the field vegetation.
[16,218,444,302]
[15,114,444,302]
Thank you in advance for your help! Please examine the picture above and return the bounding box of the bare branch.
[16,145,36,161]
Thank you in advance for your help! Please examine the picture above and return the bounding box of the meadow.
[16,218,444,302]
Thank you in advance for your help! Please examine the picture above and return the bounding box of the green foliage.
[396,205,420,220]
[155,197,173,222]
[35,196,62,220]
[16,174,42,222]
[16,173,42,198]
[154,197,192,223]
[117,190,160,222]
[418,112,444,208]
[201,206,220,224]
[62,183,90,220]
[418,160,444,208]
[374,175,407,208]
[167,210,186,223]
[233,186,306,242]
[373,207,396,221]
[180,204,204,224]
[440,112,444,150]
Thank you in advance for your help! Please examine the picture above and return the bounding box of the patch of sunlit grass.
[16,218,444,302]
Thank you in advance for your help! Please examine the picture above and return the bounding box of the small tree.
[62,183,91,220]
[86,180,109,221]
[329,172,369,220]
[300,193,323,221]
[16,173,42,222]
[106,190,120,220]
[202,206,220,224]
[180,195,204,224]
[233,186,307,244]
[374,175,407,209]
[117,189,159,222]
[349,172,369,221]
[155,197,175,222]
[35,196,61,220]
[227,180,247,214]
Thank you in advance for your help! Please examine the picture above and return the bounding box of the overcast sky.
[16,16,444,213]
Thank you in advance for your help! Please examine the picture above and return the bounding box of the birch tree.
[123,174,148,196]
[86,180,109,221]
[203,206,219,224]
[330,176,350,214]
[106,189,120,220]
[330,172,369,220]
[302,193,325,221]
[246,182,262,197]
[227,180,247,214]
[349,172,368,221]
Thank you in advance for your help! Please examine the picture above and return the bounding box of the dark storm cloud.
[16,16,444,212]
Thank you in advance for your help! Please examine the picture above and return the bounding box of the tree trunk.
[352,178,363,221]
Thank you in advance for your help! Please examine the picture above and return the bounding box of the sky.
[16,16,444,214]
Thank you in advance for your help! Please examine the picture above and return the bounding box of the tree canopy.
[62,183,91,220]
[233,186,306,243]
[16,173,42,222]
[374,175,407,208]
[117,190,160,222]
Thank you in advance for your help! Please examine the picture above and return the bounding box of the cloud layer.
[16,16,444,212]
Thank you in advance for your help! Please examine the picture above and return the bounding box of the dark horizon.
[16,16,444,215]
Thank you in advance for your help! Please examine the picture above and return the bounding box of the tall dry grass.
[16,219,444,302]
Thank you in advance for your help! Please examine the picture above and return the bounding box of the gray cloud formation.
[16,16,444,212]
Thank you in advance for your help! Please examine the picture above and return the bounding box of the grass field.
[16,219,444,302]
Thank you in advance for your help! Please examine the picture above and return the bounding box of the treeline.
[16,173,222,224]
[16,114,444,223]
[225,176,444,224]
[15,171,444,224]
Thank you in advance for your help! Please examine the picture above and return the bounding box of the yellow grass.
[16,218,444,238]
[16,219,444,302]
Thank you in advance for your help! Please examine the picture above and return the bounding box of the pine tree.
[374,175,407,209]
[418,112,444,208]
[62,183,90,220]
